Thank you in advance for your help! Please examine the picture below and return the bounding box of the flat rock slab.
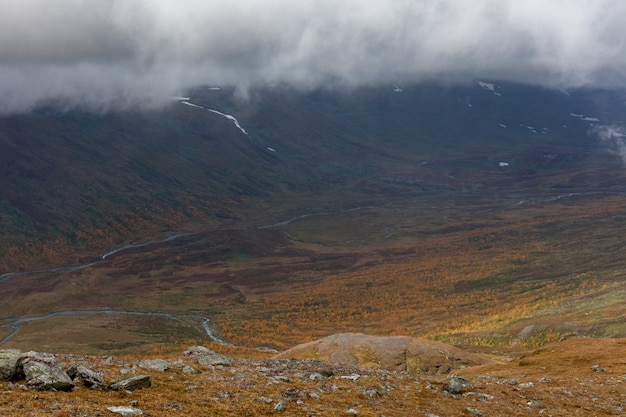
[107,406,143,416]
[138,359,171,371]
[109,375,151,391]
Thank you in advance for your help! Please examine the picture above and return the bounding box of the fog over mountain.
[1,0,626,113]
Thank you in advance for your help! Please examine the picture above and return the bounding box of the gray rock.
[273,400,286,411]
[184,345,231,367]
[138,359,170,371]
[109,375,151,391]
[181,365,200,375]
[184,345,214,356]
[361,387,382,398]
[107,406,143,416]
[18,351,74,391]
[591,364,605,372]
[194,353,231,367]
[466,407,482,416]
[0,350,22,381]
[447,374,473,394]
[67,364,106,389]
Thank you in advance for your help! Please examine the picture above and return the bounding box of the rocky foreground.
[0,334,625,416]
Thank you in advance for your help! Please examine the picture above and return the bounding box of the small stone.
[309,392,321,400]
[273,400,286,411]
[591,365,604,372]
[527,400,539,407]
[283,387,305,398]
[257,396,273,403]
[518,382,534,388]
[107,406,143,416]
[182,366,200,375]
[271,375,292,383]
[447,374,473,394]
[346,408,358,415]
[341,374,360,381]
[466,407,482,416]
[309,373,324,381]
[362,387,382,398]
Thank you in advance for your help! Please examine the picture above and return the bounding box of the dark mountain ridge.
[2,81,623,272]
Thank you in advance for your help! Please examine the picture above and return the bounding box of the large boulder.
[0,350,22,381]
[184,346,231,367]
[17,351,74,391]
[273,333,488,375]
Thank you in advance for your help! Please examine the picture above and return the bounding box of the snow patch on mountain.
[571,112,600,122]
[181,101,248,135]
[478,81,501,96]
[205,108,248,135]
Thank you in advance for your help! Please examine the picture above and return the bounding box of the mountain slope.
[2,82,623,271]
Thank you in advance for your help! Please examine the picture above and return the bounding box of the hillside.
[1,82,626,356]
[1,336,624,417]
[1,82,622,271]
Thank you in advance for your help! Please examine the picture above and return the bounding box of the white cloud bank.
[1,0,626,113]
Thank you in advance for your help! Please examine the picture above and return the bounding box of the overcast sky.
[1,0,625,113]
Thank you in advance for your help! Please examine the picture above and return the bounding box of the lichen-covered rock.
[67,364,106,389]
[184,345,231,367]
[109,375,151,391]
[0,349,22,381]
[446,374,473,394]
[138,359,170,371]
[18,351,74,391]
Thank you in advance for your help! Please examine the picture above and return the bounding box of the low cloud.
[1,0,626,113]
[590,124,626,164]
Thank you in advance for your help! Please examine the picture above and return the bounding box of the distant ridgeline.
[0,82,624,271]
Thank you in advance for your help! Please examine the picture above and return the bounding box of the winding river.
[0,189,623,350]
[0,310,229,346]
